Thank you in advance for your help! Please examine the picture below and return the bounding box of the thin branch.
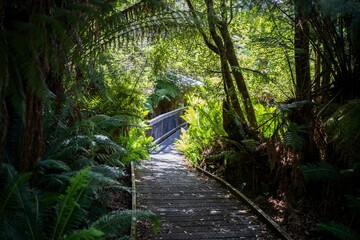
[185,0,219,55]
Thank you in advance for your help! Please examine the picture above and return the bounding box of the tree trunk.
[19,87,44,173]
[294,0,311,100]
[204,0,245,123]
[218,21,258,128]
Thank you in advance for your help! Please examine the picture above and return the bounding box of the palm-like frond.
[326,100,360,143]
[263,100,312,140]
[90,165,125,179]
[63,228,104,240]
[299,162,340,183]
[39,159,72,173]
[51,167,92,240]
[282,123,308,151]
[346,195,360,216]
[0,164,40,240]
[325,99,360,163]
[317,222,360,240]
[91,210,160,238]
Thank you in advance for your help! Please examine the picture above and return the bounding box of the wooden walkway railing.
[148,108,187,144]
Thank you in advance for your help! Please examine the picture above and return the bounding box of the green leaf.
[91,210,159,238]
[299,162,339,183]
[51,168,92,240]
[317,222,360,240]
[63,228,104,240]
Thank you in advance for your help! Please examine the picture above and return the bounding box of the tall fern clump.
[0,163,159,240]
[297,99,360,239]
[175,96,226,165]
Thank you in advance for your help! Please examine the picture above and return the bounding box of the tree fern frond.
[106,185,132,194]
[277,100,311,113]
[0,164,32,216]
[346,195,360,215]
[282,123,308,151]
[39,159,71,173]
[91,210,159,238]
[87,172,119,189]
[0,164,40,240]
[0,219,26,240]
[91,165,125,179]
[326,99,360,143]
[121,0,167,22]
[241,139,260,151]
[52,167,92,240]
[39,173,70,192]
[317,222,360,240]
[299,162,340,183]
[63,227,104,240]
[89,115,129,130]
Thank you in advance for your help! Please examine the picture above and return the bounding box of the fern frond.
[51,167,92,240]
[326,99,360,143]
[299,162,339,183]
[346,195,360,215]
[317,222,360,240]
[0,164,40,240]
[91,165,125,179]
[39,173,70,192]
[89,115,130,132]
[39,159,71,173]
[91,210,160,238]
[282,123,308,151]
[241,139,260,151]
[63,227,104,240]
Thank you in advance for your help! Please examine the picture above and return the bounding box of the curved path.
[135,131,279,239]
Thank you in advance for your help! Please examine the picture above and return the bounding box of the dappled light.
[136,132,276,239]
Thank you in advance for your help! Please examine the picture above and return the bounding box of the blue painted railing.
[148,108,187,144]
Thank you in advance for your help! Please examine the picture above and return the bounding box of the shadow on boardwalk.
[135,131,278,240]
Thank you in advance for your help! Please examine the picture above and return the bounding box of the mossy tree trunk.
[186,0,257,139]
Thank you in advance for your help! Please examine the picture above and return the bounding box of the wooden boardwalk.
[135,131,279,240]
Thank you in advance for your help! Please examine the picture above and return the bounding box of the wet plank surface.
[135,131,279,240]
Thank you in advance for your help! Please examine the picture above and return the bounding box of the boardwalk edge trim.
[194,165,294,240]
[130,161,137,238]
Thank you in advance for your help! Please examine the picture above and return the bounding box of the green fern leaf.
[51,167,92,240]
[91,210,159,238]
[39,159,71,173]
[299,162,339,183]
[346,195,360,215]
[282,123,308,151]
[0,164,40,240]
[63,227,104,240]
[317,222,360,240]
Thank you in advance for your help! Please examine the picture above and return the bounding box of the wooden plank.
[195,165,294,240]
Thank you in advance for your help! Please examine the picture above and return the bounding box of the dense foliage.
[1,0,360,239]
